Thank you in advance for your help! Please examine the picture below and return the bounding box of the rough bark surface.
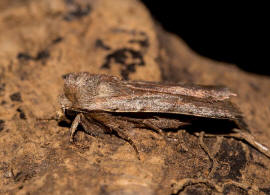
[0,0,270,194]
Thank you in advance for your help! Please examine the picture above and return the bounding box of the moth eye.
[96,83,115,97]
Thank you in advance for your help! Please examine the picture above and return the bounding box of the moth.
[57,72,270,159]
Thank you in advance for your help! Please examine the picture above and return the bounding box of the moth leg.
[89,113,141,160]
[230,129,270,159]
[198,131,218,178]
[194,130,270,159]
[69,113,83,142]
[121,117,165,138]
[113,127,140,160]
[141,120,165,136]
[80,115,106,138]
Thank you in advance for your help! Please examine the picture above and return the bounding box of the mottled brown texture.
[61,73,270,161]
[61,73,242,118]
[1,0,270,194]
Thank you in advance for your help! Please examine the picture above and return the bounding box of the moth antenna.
[36,109,66,122]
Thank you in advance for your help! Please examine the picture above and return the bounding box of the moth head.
[61,73,94,106]
[60,72,120,108]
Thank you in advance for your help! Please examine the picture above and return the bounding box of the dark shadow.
[141,1,269,76]
[110,112,244,135]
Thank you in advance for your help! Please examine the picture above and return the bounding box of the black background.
[141,1,269,76]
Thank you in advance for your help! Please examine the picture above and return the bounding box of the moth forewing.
[125,80,237,101]
[88,94,240,118]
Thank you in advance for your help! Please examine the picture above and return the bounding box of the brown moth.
[58,72,270,159]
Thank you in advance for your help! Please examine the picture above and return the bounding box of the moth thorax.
[96,82,116,97]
